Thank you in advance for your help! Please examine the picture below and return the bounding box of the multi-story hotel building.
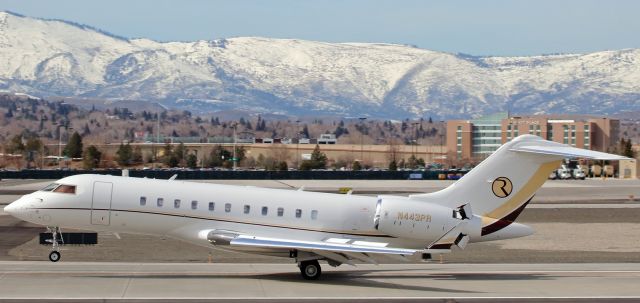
[446,113,619,161]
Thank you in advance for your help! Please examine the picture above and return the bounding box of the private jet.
[4,135,627,279]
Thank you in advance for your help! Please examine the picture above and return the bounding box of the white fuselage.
[7,175,411,252]
[6,174,532,257]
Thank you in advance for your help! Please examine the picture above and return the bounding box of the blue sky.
[1,0,639,56]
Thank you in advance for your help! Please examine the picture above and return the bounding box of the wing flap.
[230,235,421,255]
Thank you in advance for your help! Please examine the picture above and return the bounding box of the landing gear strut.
[298,260,322,280]
[46,226,62,262]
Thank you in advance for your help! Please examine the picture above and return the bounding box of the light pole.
[232,123,237,171]
[602,118,607,179]
[56,125,72,169]
[155,109,160,168]
[296,120,300,169]
[440,120,445,165]
[412,122,420,160]
[359,117,367,162]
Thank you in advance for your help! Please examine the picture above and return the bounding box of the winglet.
[510,144,630,160]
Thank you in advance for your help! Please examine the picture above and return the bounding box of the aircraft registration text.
[397,212,431,222]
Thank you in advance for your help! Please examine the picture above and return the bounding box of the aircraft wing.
[207,230,449,265]
[230,235,417,255]
[232,235,451,265]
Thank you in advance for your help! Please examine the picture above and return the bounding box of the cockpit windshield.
[40,183,76,194]
[40,183,59,192]
[53,185,76,194]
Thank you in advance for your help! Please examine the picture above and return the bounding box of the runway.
[0,262,639,300]
[2,179,640,301]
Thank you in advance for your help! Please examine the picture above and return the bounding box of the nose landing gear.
[46,226,63,262]
[49,251,60,262]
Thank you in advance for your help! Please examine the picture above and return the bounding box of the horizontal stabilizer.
[510,145,630,160]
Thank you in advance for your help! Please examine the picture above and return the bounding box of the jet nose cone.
[4,203,16,215]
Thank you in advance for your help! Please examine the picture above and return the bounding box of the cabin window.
[208,202,215,211]
[295,209,302,218]
[191,200,198,210]
[225,203,231,213]
[53,184,76,194]
[261,206,268,216]
[40,183,59,192]
[140,196,146,206]
[277,207,284,217]
[174,199,181,208]
[311,210,318,220]
[244,205,251,214]
[157,198,164,207]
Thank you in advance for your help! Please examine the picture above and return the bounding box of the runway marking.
[530,203,640,208]
[2,296,640,300]
[3,270,640,275]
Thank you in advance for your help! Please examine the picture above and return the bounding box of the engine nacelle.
[374,197,480,243]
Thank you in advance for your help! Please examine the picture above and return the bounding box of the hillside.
[1,11,639,119]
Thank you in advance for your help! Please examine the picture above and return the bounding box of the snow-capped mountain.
[1,11,639,119]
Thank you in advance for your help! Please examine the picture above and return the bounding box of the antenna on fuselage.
[169,174,178,181]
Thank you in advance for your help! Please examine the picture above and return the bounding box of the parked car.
[572,165,586,180]
[556,165,572,179]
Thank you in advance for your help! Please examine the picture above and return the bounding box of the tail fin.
[410,135,627,224]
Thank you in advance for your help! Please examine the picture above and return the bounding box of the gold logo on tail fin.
[492,177,513,198]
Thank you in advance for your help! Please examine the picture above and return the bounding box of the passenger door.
[91,181,112,225]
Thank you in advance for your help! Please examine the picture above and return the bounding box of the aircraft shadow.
[84,269,552,293]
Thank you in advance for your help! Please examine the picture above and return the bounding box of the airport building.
[446,113,620,161]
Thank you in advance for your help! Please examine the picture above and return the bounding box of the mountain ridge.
[1,11,639,119]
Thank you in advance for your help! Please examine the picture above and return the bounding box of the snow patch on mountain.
[1,11,639,118]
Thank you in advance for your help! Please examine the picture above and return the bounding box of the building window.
[277,207,284,217]
[157,198,164,207]
[191,200,198,210]
[225,203,231,213]
[140,196,146,206]
[311,210,318,220]
[174,199,181,209]
[244,205,250,214]
[261,206,268,216]
[208,202,215,211]
[295,209,302,218]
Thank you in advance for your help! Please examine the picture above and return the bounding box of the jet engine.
[373,197,480,247]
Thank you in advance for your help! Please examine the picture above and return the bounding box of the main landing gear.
[46,226,62,262]
[298,260,322,280]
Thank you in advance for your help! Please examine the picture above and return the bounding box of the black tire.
[299,260,321,280]
[49,251,61,262]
